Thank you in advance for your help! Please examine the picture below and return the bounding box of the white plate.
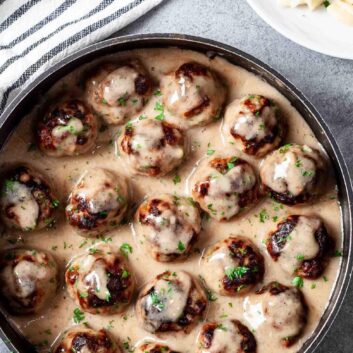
[247,0,353,60]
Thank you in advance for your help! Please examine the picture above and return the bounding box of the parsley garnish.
[227,156,238,170]
[154,102,165,121]
[225,266,248,280]
[177,241,185,252]
[173,175,181,185]
[120,243,133,258]
[73,308,85,323]
[150,291,165,311]
[292,276,304,288]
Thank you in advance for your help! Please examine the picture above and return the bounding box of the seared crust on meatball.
[135,194,201,262]
[160,62,226,127]
[223,94,285,157]
[192,156,259,221]
[86,60,152,125]
[198,320,256,353]
[136,271,207,333]
[65,168,128,237]
[260,144,325,205]
[0,248,58,314]
[54,326,121,353]
[135,342,179,353]
[254,282,307,347]
[0,166,58,231]
[37,99,98,157]
[266,215,333,279]
[118,118,185,177]
[201,236,264,296]
[65,245,134,315]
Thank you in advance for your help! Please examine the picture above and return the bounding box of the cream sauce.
[0,48,342,353]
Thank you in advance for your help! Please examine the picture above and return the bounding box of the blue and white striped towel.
[0,0,163,116]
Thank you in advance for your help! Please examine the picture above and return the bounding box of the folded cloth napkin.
[0,0,163,116]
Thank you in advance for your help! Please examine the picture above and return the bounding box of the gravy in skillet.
[0,48,342,353]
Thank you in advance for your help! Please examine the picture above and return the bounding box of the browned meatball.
[65,245,134,315]
[223,95,285,157]
[201,236,264,296]
[86,60,152,125]
[192,156,259,221]
[136,271,207,333]
[266,215,332,279]
[135,342,179,353]
[65,168,128,237]
[198,320,256,353]
[244,282,307,347]
[0,248,58,314]
[160,62,226,128]
[118,118,185,177]
[37,99,98,157]
[54,326,121,353]
[134,194,201,262]
[260,144,325,205]
[0,166,58,231]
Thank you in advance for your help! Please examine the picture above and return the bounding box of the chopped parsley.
[154,101,165,121]
[51,199,60,208]
[150,291,165,311]
[296,254,305,261]
[73,308,85,323]
[117,96,127,106]
[292,276,304,288]
[227,156,238,170]
[333,250,343,257]
[121,269,130,279]
[279,143,293,153]
[173,175,181,185]
[225,266,248,280]
[302,170,314,177]
[154,89,162,96]
[177,241,185,252]
[120,243,133,258]
[323,0,330,7]
[259,209,269,223]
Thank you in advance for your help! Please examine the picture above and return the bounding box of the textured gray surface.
[1,0,352,352]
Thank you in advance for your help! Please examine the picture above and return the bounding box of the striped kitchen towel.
[0,0,164,116]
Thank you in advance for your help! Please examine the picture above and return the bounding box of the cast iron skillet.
[0,34,352,353]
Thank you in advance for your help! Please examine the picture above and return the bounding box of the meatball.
[54,326,121,353]
[260,144,325,205]
[243,282,307,347]
[65,245,134,315]
[118,118,185,177]
[223,94,285,157]
[0,166,58,231]
[66,168,128,237]
[266,215,332,279]
[0,248,58,314]
[135,342,179,353]
[37,99,98,157]
[135,194,201,262]
[136,270,207,333]
[201,236,264,296]
[160,62,226,127]
[198,320,256,353]
[86,60,152,125]
[192,156,259,221]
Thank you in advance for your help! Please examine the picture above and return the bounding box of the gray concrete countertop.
[1,0,352,352]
